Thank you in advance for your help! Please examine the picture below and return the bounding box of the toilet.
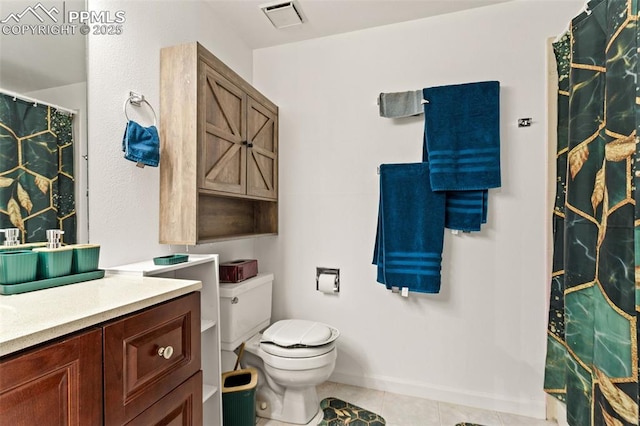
[219,273,339,425]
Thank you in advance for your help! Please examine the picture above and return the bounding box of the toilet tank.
[219,272,273,351]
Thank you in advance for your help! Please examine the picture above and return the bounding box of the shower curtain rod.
[0,88,77,115]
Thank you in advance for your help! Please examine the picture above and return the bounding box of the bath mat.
[455,423,487,426]
[318,397,385,425]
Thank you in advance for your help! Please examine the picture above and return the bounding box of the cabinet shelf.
[203,384,218,403]
[201,319,216,333]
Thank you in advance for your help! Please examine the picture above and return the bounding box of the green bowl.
[70,244,100,273]
[0,250,38,284]
[33,247,73,279]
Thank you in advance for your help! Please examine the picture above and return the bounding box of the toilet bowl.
[219,274,340,425]
[242,321,338,424]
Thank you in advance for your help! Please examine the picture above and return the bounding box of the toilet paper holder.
[316,267,340,293]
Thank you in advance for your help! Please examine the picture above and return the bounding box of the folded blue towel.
[122,120,160,167]
[422,81,501,191]
[372,163,446,293]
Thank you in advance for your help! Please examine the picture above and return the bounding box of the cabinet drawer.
[104,292,201,425]
[126,371,203,426]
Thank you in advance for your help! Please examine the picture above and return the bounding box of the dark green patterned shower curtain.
[0,94,77,244]
[544,1,640,425]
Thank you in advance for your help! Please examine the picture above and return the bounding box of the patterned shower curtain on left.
[544,1,640,425]
[0,93,77,244]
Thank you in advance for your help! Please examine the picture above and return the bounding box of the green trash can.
[221,368,258,426]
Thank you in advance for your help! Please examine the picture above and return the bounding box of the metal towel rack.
[123,91,157,126]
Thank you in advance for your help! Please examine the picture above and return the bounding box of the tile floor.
[256,381,558,426]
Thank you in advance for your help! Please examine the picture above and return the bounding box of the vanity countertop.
[0,274,202,357]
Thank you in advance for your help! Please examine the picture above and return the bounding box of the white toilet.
[219,273,339,425]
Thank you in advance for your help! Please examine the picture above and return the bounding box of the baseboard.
[545,395,569,426]
[329,371,547,419]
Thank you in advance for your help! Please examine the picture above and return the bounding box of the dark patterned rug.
[318,397,385,425]
[455,423,486,426]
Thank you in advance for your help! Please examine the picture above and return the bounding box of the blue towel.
[422,81,501,191]
[372,163,446,293]
[422,132,488,231]
[443,191,487,232]
[122,120,160,167]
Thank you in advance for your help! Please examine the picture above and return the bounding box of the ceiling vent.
[260,1,304,29]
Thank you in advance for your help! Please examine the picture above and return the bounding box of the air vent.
[260,1,304,29]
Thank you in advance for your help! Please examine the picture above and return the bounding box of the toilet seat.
[257,342,337,371]
[260,341,336,358]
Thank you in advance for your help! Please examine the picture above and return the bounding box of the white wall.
[253,0,582,418]
[87,0,257,267]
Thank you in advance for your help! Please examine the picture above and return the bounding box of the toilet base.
[256,383,321,425]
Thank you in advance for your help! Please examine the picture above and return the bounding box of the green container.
[221,368,257,426]
[70,244,101,273]
[153,254,189,265]
[0,250,38,284]
[33,247,73,279]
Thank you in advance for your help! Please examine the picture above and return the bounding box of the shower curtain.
[0,93,77,244]
[544,1,640,425]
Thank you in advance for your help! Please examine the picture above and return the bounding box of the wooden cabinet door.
[246,97,278,200]
[126,371,203,426]
[0,328,103,426]
[103,292,201,425]
[200,64,247,195]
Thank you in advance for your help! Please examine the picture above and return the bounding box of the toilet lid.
[260,319,339,348]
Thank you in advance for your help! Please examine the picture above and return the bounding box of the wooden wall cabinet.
[160,42,278,244]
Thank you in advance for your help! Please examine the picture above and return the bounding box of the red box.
[219,259,258,283]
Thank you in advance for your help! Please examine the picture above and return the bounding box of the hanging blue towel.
[422,81,501,191]
[442,191,487,232]
[421,132,488,231]
[372,163,446,293]
[122,120,160,167]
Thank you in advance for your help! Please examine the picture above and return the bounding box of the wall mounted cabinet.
[160,42,278,244]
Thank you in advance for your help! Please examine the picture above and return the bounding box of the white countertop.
[0,274,202,357]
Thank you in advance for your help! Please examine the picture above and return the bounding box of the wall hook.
[518,118,532,127]
[128,91,144,106]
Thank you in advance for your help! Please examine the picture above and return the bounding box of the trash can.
[221,368,258,426]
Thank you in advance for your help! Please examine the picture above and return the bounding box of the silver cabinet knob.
[158,345,174,359]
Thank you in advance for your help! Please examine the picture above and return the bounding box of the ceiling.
[204,0,511,49]
[0,0,510,92]
[0,0,86,93]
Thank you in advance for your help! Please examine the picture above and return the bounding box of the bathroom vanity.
[0,273,203,425]
[106,254,223,426]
